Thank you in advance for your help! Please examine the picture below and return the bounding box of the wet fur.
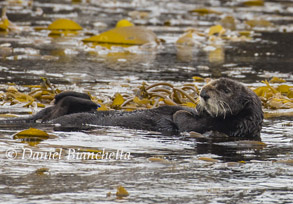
[0,78,263,138]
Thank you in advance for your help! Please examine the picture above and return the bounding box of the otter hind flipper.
[43,93,99,122]
[54,91,91,104]
[0,91,100,125]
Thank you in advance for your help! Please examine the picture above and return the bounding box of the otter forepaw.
[173,110,194,131]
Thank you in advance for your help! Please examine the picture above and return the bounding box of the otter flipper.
[54,91,91,104]
[0,91,100,125]
[41,91,99,122]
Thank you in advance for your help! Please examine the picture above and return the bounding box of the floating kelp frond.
[117,81,199,110]
[0,77,201,112]
[4,77,290,116]
[254,78,293,110]
[1,77,58,108]
[13,128,57,146]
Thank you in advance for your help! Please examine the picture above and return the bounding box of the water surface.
[0,0,292,203]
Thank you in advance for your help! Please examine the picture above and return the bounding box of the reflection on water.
[0,0,293,203]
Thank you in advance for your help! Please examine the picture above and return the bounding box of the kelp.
[48,19,82,31]
[83,25,159,45]
[0,8,10,31]
[189,8,222,15]
[0,77,199,113]
[34,168,50,175]
[116,185,129,198]
[198,157,219,163]
[208,25,226,36]
[175,20,252,63]
[86,81,199,111]
[0,7,19,32]
[253,78,293,111]
[34,18,83,37]
[48,19,83,37]
[148,156,171,164]
[13,127,57,146]
[1,77,292,119]
[242,0,264,6]
[116,81,199,110]
[175,7,276,58]
[1,77,58,109]
[245,19,273,28]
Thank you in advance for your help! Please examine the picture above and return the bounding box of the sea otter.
[1,78,263,138]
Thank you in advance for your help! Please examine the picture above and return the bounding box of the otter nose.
[200,89,210,101]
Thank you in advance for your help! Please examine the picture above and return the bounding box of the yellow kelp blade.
[13,128,56,146]
[0,16,9,31]
[198,157,219,163]
[48,18,82,30]
[245,19,273,28]
[208,25,225,36]
[111,93,125,109]
[176,31,194,46]
[269,77,286,83]
[242,0,264,6]
[83,26,158,45]
[14,128,49,138]
[277,85,291,94]
[116,19,134,28]
[133,96,150,106]
[35,168,50,175]
[116,186,129,198]
[0,8,10,31]
[189,8,222,15]
[183,102,197,108]
[192,76,205,82]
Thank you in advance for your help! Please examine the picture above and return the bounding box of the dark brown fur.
[0,78,263,138]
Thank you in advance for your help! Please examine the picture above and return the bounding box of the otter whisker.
[215,105,219,117]
[222,100,233,115]
[219,101,226,118]
[212,101,219,117]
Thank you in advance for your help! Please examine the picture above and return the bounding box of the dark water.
[0,0,292,203]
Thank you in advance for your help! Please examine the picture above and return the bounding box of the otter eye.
[223,88,230,94]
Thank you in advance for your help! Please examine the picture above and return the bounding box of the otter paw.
[173,110,194,130]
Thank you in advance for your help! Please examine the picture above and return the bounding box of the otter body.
[0,78,263,139]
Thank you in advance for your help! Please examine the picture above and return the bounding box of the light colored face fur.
[198,78,248,118]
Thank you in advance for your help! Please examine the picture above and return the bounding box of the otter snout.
[200,89,210,101]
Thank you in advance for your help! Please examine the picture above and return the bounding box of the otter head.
[198,78,252,118]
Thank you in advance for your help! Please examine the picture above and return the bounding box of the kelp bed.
[1,76,292,117]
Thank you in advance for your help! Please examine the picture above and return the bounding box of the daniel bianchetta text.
[6,147,131,161]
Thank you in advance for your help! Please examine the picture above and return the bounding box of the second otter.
[2,78,264,139]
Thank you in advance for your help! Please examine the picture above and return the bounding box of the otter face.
[198,78,249,118]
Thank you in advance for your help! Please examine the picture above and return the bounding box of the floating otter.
[1,78,263,138]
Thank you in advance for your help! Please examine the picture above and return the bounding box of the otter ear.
[240,89,254,107]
